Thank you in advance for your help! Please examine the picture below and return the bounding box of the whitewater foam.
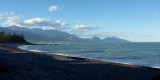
[18,45,31,50]
[28,50,43,52]
[152,66,160,69]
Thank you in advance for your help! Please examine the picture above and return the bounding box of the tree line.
[0,31,27,43]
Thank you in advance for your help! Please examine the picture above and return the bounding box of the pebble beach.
[0,43,160,80]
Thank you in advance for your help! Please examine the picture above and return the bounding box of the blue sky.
[0,0,160,42]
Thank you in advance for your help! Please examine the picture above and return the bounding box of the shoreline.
[18,44,160,70]
[3,43,160,71]
[0,43,160,80]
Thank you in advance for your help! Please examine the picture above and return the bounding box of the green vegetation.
[0,31,27,43]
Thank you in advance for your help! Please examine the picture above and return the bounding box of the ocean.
[19,41,160,69]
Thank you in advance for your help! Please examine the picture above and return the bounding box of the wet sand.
[0,43,160,80]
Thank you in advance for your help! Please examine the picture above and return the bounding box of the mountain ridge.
[0,26,130,42]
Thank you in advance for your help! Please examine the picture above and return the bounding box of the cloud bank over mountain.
[0,26,129,42]
[71,25,103,33]
[5,16,68,30]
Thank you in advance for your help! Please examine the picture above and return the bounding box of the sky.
[0,0,160,42]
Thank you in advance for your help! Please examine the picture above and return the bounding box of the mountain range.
[0,26,129,42]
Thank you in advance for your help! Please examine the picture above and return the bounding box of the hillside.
[0,26,82,41]
[0,26,129,42]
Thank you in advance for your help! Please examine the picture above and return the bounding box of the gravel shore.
[0,43,160,80]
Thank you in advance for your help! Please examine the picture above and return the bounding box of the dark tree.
[0,31,5,42]
[0,31,27,43]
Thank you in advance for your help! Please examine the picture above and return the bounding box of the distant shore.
[0,43,160,80]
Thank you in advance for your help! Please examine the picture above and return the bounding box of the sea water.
[19,41,160,69]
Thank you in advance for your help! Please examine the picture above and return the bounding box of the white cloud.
[24,18,51,26]
[6,16,23,26]
[48,5,59,12]
[42,27,47,30]
[74,32,135,39]
[76,20,87,23]
[49,20,68,30]
[56,20,61,23]
[11,12,14,15]
[0,14,5,21]
[71,25,103,32]
[106,32,134,35]
[5,16,68,30]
